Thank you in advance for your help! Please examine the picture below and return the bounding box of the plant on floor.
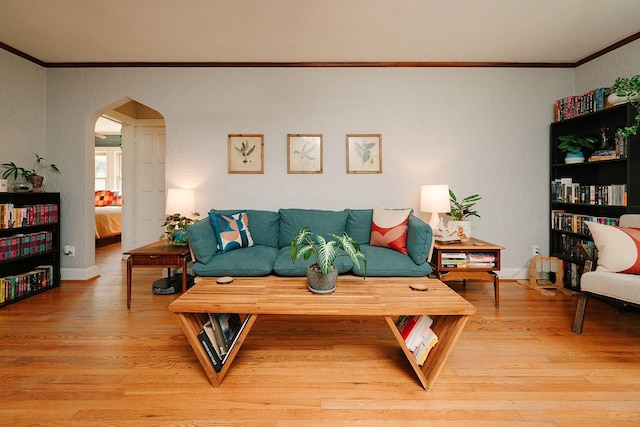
[290,226,367,293]
[448,189,482,221]
[160,212,200,245]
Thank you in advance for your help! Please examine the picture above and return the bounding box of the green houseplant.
[290,226,367,294]
[1,153,61,192]
[607,74,640,138]
[160,212,200,245]
[449,189,481,221]
[557,135,597,163]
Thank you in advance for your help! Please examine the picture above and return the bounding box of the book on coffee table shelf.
[198,313,251,372]
[395,314,438,366]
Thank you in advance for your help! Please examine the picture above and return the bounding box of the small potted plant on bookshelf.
[444,189,482,242]
[607,75,640,150]
[290,226,367,294]
[557,135,597,164]
[1,153,61,192]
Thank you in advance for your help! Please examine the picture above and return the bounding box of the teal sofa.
[187,208,433,278]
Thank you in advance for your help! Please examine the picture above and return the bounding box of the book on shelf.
[414,328,439,366]
[198,313,251,372]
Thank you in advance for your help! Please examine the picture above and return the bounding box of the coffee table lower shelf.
[169,277,476,391]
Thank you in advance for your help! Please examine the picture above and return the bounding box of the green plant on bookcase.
[607,74,640,138]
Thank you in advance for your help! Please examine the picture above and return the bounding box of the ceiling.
[1,0,640,66]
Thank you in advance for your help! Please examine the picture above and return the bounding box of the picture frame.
[228,134,264,174]
[287,134,323,174]
[346,134,382,174]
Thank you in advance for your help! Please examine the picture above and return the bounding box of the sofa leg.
[572,292,588,334]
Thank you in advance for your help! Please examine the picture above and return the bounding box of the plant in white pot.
[448,189,482,241]
[290,226,367,294]
[607,74,640,141]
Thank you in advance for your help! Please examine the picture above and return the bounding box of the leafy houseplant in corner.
[290,226,367,294]
[447,189,482,241]
[1,153,61,192]
[607,75,640,147]
[160,212,200,245]
[557,135,597,164]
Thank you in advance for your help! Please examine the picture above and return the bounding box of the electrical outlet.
[64,245,75,256]
[532,245,540,257]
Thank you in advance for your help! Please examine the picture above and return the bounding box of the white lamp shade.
[165,188,195,216]
[420,185,450,213]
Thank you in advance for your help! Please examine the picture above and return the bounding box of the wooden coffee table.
[169,276,476,391]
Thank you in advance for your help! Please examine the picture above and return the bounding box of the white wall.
[3,42,638,280]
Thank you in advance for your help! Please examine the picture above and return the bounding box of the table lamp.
[420,184,451,229]
[165,188,195,216]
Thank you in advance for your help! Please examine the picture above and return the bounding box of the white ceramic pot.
[451,220,471,242]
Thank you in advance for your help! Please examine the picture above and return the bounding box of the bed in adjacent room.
[95,190,122,245]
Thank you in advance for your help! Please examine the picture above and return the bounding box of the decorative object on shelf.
[419,184,451,230]
[607,74,640,139]
[346,134,382,174]
[1,153,61,192]
[228,134,264,174]
[290,226,367,294]
[447,189,481,241]
[287,134,323,174]
[161,188,199,245]
[0,179,7,193]
[557,135,597,164]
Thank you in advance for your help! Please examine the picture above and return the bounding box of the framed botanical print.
[287,134,323,174]
[346,134,382,174]
[228,134,264,174]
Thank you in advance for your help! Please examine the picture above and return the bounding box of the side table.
[431,237,504,308]
[124,240,191,309]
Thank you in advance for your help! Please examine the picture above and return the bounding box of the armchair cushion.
[586,221,640,275]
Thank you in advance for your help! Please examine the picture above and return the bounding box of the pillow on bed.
[95,190,115,206]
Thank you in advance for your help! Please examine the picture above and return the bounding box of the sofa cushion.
[581,271,640,306]
[191,245,279,277]
[210,209,280,248]
[186,218,218,264]
[273,247,354,276]
[351,244,432,277]
[278,208,349,248]
[406,215,432,265]
[370,207,411,255]
[209,211,254,253]
[346,209,373,244]
[586,221,640,274]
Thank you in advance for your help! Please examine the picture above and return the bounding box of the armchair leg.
[572,292,588,334]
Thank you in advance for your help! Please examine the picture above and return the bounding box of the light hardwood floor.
[2,243,640,426]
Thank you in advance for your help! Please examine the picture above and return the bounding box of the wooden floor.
[2,243,640,426]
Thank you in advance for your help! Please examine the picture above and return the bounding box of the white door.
[121,125,166,251]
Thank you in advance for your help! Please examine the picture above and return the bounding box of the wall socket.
[532,245,540,257]
[64,245,75,256]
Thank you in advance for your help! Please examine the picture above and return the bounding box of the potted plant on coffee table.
[290,226,367,294]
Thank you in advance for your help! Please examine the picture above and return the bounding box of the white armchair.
[572,214,640,334]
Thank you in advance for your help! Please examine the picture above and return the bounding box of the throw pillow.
[586,221,640,275]
[209,211,255,253]
[370,207,412,255]
[94,190,114,206]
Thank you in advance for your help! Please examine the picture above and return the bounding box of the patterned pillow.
[586,221,640,275]
[370,207,412,255]
[115,195,123,206]
[95,190,115,206]
[209,211,255,253]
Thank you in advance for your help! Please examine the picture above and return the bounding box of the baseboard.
[496,267,528,280]
[61,265,100,281]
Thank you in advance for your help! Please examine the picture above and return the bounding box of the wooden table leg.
[491,272,499,308]
[126,256,133,309]
[181,255,188,293]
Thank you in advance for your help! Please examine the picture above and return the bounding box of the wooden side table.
[124,240,191,309]
[431,237,504,308]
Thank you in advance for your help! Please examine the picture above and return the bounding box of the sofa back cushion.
[406,215,432,265]
[346,209,373,244]
[210,209,280,248]
[278,208,349,248]
[186,218,219,264]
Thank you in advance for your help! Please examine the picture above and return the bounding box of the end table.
[431,237,504,308]
[124,240,192,309]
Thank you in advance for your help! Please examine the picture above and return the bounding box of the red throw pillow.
[94,190,115,207]
[370,207,411,254]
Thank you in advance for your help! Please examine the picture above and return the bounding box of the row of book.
[395,315,439,366]
[440,252,496,269]
[555,234,592,262]
[1,265,53,303]
[551,179,627,206]
[198,312,250,372]
[554,87,608,122]
[0,231,54,262]
[0,203,59,229]
[551,211,619,235]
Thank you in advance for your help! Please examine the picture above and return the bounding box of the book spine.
[209,313,229,355]
[198,328,223,372]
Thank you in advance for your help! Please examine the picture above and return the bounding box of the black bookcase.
[550,103,640,290]
[0,192,60,307]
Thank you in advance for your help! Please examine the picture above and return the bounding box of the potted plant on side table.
[290,226,367,294]
[446,189,482,242]
[160,212,200,245]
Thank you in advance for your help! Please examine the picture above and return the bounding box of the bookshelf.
[550,103,640,290]
[0,192,60,307]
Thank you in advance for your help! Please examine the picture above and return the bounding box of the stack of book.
[395,315,439,366]
[440,253,468,268]
[467,253,496,268]
[198,313,250,372]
